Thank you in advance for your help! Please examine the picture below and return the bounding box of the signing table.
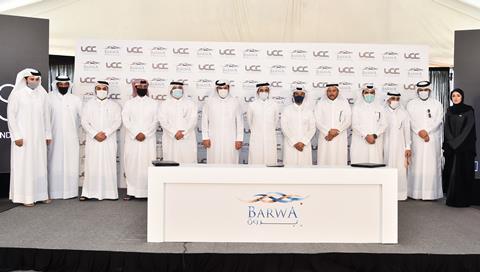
[148,164,397,244]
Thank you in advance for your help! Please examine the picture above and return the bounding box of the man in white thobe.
[384,91,411,200]
[80,81,121,200]
[281,86,316,166]
[314,83,351,166]
[247,82,279,165]
[47,75,82,199]
[122,79,158,200]
[158,81,197,163]
[201,80,244,164]
[7,68,52,206]
[351,85,388,164]
[406,80,443,200]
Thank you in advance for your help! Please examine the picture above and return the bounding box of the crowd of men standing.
[7,68,476,208]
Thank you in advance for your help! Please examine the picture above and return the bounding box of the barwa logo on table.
[241,192,306,227]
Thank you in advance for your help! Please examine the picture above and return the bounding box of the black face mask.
[293,95,304,104]
[58,86,69,95]
[136,88,148,97]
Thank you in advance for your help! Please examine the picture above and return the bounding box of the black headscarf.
[449,88,473,115]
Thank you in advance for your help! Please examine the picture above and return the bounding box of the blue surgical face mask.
[172,88,183,99]
[364,94,375,103]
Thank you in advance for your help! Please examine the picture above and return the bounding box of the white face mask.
[218,89,229,99]
[418,91,430,100]
[389,100,400,109]
[27,81,39,90]
[96,90,108,100]
[258,92,269,101]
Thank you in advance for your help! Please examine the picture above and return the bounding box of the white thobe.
[281,103,316,166]
[122,96,158,198]
[158,97,197,163]
[81,98,121,200]
[314,97,351,166]
[47,92,82,199]
[246,99,279,165]
[8,87,51,204]
[384,106,411,200]
[201,96,244,164]
[351,102,388,164]
[406,97,444,200]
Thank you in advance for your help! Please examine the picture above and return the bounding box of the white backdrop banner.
[74,40,428,186]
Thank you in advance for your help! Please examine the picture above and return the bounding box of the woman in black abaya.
[442,88,476,207]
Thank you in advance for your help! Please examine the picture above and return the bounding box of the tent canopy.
[2,0,480,66]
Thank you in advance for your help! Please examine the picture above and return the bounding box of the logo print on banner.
[198,64,215,72]
[106,61,123,70]
[291,49,307,59]
[176,63,193,73]
[126,47,143,54]
[359,51,375,59]
[83,61,100,71]
[104,45,121,56]
[245,65,261,72]
[316,66,333,76]
[80,45,97,53]
[267,49,284,57]
[270,65,286,74]
[404,52,420,60]
[197,47,214,57]
[79,77,96,84]
[404,83,417,90]
[150,78,167,89]
[338,66,355,75]
[383,83,399,93]
[219,49,236,56]
[292,66,309,73]
[383,51,399,61]
[151,46,167,57]
[152,63,168,70]
[223,64,239,74]
[130,62,146,72]
[384,67,401,76]
[173,48,190,55]
[196,79,214,89]
[271,81,283,88]
[0,84,14,122]
[362,66,378,77]
[243,48,260,58]
[407,68,423,77]
[313,50,330,59]
[243,80,259,90]
[337,50,353,60]
[242,192,306,227]
[312,81,328,89]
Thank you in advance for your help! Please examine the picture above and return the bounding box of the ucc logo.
[384,68,400,74]
[197,95,209,101]
[79,77,96,83]
[152,63,168,69]
[313,51,329,58]
[219,49,236,56]
[198,64,215,71]
[292,66,309,73]
[359,51,375,58]
[271,81,283,88]
[244,97,255,103]
[267,50,283,57]
[338,67,354,74]
[80,46,97,53]
[109,93,121,100]
[245,65,261,72]
[404,52,420,59]
[312,82,328,88]
[404,84,416,90]
[106,62,122,69]
[126,47,143,53]
[173,48,189,54]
